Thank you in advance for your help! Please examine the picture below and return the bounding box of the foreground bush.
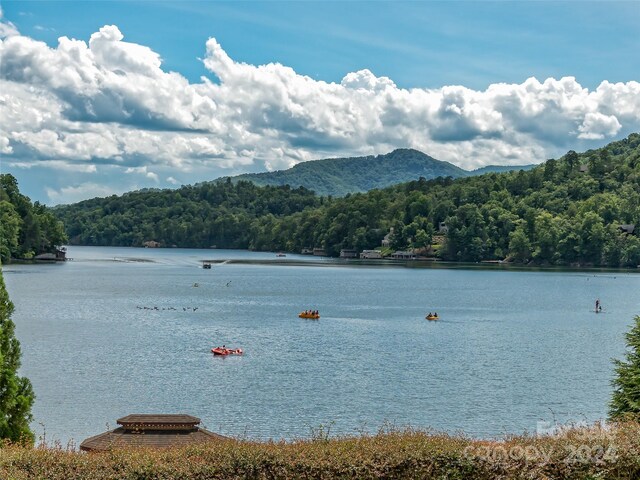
[1,422,638,479]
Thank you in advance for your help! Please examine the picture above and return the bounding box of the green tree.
[0,268,35,443]
[543,158,557,181]
[578,212,606,262]
[443,204,487,262]
[610,316,640,420]
[508,225,531,263]
[531,211,560,263]
[0,174,67,260]
[0,201,21,262]
[413,228,432,249]
[564,150,580,175]
[389,221,407,250]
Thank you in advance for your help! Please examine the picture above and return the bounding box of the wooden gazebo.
[80,414,228,452]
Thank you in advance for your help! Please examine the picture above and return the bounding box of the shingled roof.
[80,414,228,452]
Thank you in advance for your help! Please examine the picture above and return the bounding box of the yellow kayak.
[299,312,320,319]
[426,315,439,321]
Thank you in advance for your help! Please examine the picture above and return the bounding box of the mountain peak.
[230,149,466,196]
[226,148,538,196]
[384,148,434,158]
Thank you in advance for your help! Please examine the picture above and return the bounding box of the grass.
[1,422,639,479]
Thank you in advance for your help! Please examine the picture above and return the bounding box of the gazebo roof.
[80,414,228,452]
[117,414,201,430]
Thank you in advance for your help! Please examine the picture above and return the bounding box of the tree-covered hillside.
[0,175,67,262]
[259,132,639,265]
[471,164,537,175]
[54,180,320,248]
[227,149,535,197]
[53,133,640,267]
[228,149,467,196]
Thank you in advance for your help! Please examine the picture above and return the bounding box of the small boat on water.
[299,311,320,319]
[211,347,243,356]
[276,252,286,257]
[426,314,439,321]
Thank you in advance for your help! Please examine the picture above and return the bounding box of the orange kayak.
[211,347,243,356]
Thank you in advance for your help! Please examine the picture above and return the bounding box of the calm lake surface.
[3,246,638,446]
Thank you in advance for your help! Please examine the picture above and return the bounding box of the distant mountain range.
[226,149,536,196]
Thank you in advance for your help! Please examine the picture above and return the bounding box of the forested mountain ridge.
[245,133,640,264]
[52,133,640,267]
[471,164,537,175]
[54,181,321,247]
[0,174,67,262]
[225,148,533,197]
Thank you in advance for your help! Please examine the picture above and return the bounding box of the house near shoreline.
[34,247,67,261]
[391,250,417,260]
[339,248,358,258]
[80,414,227,452]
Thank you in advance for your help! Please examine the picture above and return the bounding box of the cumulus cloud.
[1,23,639,204]
[45,182,128,204]
[0,7,19,37]
[578,112,622,140]
[124,165,159,182]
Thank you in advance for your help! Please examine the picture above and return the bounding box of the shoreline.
[198,256,640,274]
[8,245,639,274]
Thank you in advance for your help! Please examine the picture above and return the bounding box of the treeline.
[248,133,640,266]
[54,180,321,248]
[0,174,67,263]
[53,133,640,267]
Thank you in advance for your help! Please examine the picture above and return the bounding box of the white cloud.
[0,7,19,38]
[0,134,12,154]
[1,24,639,204]
[45,182,126,204]
[341,69,396,92]
[578,112,622,140]
[89,25,161,76]
[124,166,159,182]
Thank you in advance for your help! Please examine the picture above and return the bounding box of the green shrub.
[0,423,638,479]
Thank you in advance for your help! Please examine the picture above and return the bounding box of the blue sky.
[1,1,639,204]
[7,1,639,89]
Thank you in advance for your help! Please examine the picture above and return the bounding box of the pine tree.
[0,267,35,443]
[610,315,640,420]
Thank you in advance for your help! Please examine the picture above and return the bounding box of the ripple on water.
[3,246,636,445]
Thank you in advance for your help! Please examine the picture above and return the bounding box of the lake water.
[3,246,638,446]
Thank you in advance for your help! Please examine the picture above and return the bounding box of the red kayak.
[211,347,243,356]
